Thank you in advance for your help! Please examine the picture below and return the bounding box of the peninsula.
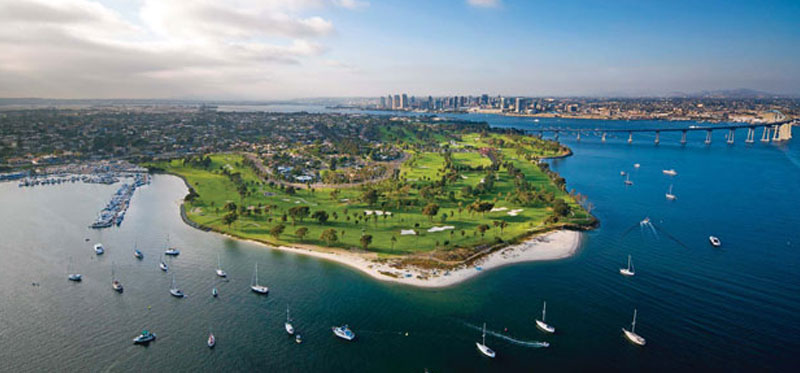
[146,114,596,286]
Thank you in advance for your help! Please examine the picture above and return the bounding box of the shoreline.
[215,228,582,288]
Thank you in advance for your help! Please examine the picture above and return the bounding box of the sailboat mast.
[632,309,637,333]
[542,301,547,322]
[482,323,486,345]
[628,255,632,271]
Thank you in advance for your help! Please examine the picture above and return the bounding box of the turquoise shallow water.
[0,116,798,372]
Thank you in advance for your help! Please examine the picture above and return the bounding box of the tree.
[361,189,379,206]
[477,224,489,237]
[473,201,494,216]
[553,199,571,217]
[390,235,397,249]
[359,234,373,250]
[422,203,440,222]
[270,224,285,240]
[312,210,329,224]
[286,185,296,195]
[222,212,238,228]
[223,201,237,212]
[288,206,310,225]
[320,228,338,245]
[500,220,509,234]
[295,227,308,241]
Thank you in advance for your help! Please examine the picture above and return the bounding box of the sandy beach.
[227,229,583,288]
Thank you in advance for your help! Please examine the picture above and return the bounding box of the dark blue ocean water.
[0,113,798,372]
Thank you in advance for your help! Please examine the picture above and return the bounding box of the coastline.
[216,228,582,288]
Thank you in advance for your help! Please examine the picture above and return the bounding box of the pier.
[528,119,795,145]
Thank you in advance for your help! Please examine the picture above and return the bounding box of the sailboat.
[164,235,180,256]
[215,254,227,278]
[285,306,295,335]
[67,257,82,281]
[111,263,124,293]
[665,184,677,200]
[159,254,168,272]
[622,309,646,346]
[207,328,216,348]
[624,174,633,186]
[476,322,496,358]
[212,287,218,297]
[250,263,269,294]
[535,301,555,334]
[169,274,184,298]
[662,169,677,176]
[133,243,143,260]
[619,255,635,276]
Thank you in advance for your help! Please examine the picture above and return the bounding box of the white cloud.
[0,0,359,99]
[332,0,370,10]
[466,0,501,8]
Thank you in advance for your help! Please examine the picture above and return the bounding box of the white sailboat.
[250,263,269,294]
[215,254,227,278]
[622,309,646,346]
[476,322,496,358]
[535,301,555,334]
[662,169,677,176]
[159,254,168,272]
[624,174,633,186]
[619,255,635,276]
[285,306,295,335]
[207,328,216,348]
[67,257,82,281]
[665,184,677,200]
[164,235,180,256]
[169,273,184,298]
[111,263,123,293]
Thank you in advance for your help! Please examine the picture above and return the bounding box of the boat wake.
[463,322,550,348]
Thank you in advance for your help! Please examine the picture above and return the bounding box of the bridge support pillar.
[772,125,780,141]
[761,126,770,142]
[654,131,660,145]
[745,127,755,144]
[705,130,712,145]
[627,132,633,144]
[680,130,687,145]
[601,132,607,143]
[727,129,735,144]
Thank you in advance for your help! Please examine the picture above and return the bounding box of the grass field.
[147,132,594,258]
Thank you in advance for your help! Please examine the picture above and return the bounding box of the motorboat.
[208,333,216,348]
[709,236,722,247]
[295,334,303,344]
[68,273,82,282]
[94,243,104,255]
[133,330,156,344]
[285,307,295,335]
[164,248,180,256]
[134,249,144,259]
[212,287,218,297]
[332,325,356,341]
[662,169,677,176]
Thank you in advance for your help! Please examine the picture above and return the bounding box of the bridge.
[526,119,796,145]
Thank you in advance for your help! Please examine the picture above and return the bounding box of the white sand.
[400,229,417,235]
[427,225,455,233]
[490,207,508,212]
[508,209,524,216]
[224,230,582,288]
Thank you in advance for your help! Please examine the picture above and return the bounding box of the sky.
[0,0,798,99]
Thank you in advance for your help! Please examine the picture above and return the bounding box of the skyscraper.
[393,94,400,109]
[380,96,386,109]
[401,94,408,109]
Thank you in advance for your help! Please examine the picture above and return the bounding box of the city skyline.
[0,0,798,99]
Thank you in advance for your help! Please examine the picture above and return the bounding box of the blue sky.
[0,0,798,98]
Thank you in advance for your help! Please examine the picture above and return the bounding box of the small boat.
[665,184,677,200]
[133,330,156,344]
[622,309,646,346]
[620,255,635,276]
[67,257,81,281]
[620,171,626,176]
[295,334,303,344]
[134,243,143,259]
[169,274,184,298]
[476,322,496,358]
[633,163,640,168]
[159,254,168,272]
[624,174,633,186]
[332,324,355,341]
[111,263,123,293]
[94,243,104,255]
[164,248,180,256]
[285,307,295,335]
[208,332,216,348]
[662,169,677,176]
[215,254,227,278]
[212,287,218,297]
[250,263,269,294]
[535,301,555,334]
[709,236,722,247]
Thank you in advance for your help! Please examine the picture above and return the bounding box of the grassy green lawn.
[147,132,593,258]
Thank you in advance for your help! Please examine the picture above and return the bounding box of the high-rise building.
[393,94,400,109]
[499,96,505,111]
[380,96,386,109]
[388,95,394,109]
[401,94,408,109]
[515,97,523,113]
[481,94,489,106]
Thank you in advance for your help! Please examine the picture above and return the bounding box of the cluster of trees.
[182,155,212,169]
